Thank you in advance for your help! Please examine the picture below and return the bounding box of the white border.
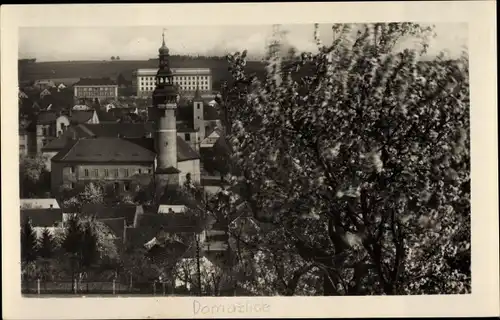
[2,2,498,319]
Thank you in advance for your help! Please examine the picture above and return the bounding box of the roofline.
[51,159,155,164]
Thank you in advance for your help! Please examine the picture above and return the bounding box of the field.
[18,58,268,89]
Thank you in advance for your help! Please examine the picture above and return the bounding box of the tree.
[111,56,115,61]
[61,182,104,211]
[217,23,470,295]
[38,228,55,259]
[19,154,50,198]
[80,221,99,271]
[21,218,38,267]
[116,56,121,61]
[61,214,84,292]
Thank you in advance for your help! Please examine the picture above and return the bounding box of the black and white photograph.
[2,2,498,319]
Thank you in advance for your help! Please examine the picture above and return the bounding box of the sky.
[19,23,468,62]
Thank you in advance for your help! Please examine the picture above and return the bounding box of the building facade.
[132,68,212,97]
[74,78,118,101]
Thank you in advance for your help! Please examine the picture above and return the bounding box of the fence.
[22,279,197,296]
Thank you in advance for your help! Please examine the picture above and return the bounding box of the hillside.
[18,58,268,91]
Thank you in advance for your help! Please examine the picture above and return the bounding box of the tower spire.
[162,28,166,47]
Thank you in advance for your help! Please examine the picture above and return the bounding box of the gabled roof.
[70,110,95,124]
[37,111,58,124]
[81,203,140,226]
[203,104,220,121]
[75,78,117,86]
[21,209,63,227]
[177,136,200,161]
[82,122,154,138]
[99,217,126,240]
[41,126,90,152]
[51,137,156,163]
[20,198,60,209]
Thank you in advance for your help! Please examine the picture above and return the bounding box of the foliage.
[38,228,56,259]
[61,182,105,211]
[19,154,51,198]
[215,23,470,295]
[21,218,38,265]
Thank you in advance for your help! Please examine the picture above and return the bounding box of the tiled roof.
[36,111,58,124]
[51,137,156,163]
[82,123,154,138]
[20,198,60,209]
[70,110,95,124]
[137,213,205,233]
[176,136,199,161]
[156,166,181,174]
[99,217,126,239]
[203,104,220,121]
[21,209,63,227]
[41,127,82,151]
[95,108,118,122]
[51,130,199,163]
[81,203,140,226]
[75,78,117,86]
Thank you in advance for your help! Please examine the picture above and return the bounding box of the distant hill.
[18,58,268,91]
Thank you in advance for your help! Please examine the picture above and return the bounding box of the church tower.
[192,81,205,141]
[153,30,180,200]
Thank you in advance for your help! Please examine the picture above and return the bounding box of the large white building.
[132,68,212,97]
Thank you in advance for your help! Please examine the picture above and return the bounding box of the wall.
[52,162,154,195]
[177,131,200,151]
[55,116,70,137]
[19,133,29,156]
[42,151,58,171]
[74,85,118,99]
[177,159,201,185]
[50,161,65,195]
[193,101,205,140]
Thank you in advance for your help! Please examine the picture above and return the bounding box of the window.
[113,182,120,191]
[185,133,191,141]
[148,169,152,174]
[197,104,200,109]
[71,183,75,189]
[138,168,142,174]
[93,169,99,177]
[104,169,109,177]
[84,169,89,177]
[124,181,130,192]
[123,168,129,177]
[113,168,119,177]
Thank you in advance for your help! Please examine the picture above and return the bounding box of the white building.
[132,68,212,97]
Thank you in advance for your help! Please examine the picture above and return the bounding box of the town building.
[132,68,212,97]
[50,36,204,200]
[73,77,118,101]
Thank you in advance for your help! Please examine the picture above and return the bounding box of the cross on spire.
[162,28,167,47]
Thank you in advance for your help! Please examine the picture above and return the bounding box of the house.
[57,83,67,91]
[40,88,51,99]
[33,80,56,90]
[200,127,222,148]
[20,205,64,239]
[20,198,61,209]
[73,77,118,101]
[49,135,200,196]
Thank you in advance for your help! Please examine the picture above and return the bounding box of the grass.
[18,58,268,90]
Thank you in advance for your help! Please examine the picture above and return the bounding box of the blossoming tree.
[214,23,470,295]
